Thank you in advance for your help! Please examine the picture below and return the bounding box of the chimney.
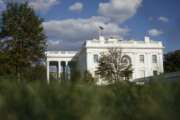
[145,36,150,43]
[99,36,105,42]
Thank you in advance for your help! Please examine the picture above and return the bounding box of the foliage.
[164,50,180,73]
[0,76,180,120]
[23,65,47,81]
[121,65,133,81]
[83,71,95,84]
[0,2,46,80]
[96,48,133,83]
[0,51,15,75]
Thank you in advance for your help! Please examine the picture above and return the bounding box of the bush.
[0,77,180,120]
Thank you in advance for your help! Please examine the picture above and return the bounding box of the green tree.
[0,2,46,80]
[96,48,133,83]
[164,50,180,72]
[84,71,95,84]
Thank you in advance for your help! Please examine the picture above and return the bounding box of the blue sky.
[0,0,180,52]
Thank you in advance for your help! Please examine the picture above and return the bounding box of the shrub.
[0,77,180,120]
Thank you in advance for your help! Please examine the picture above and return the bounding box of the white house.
[46,36,164,84]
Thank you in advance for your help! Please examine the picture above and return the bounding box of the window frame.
[139,55,145,63]
[93,54,99,63]
[152,55,157,63]
[121,55,132,65]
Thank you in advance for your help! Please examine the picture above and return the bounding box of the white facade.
[46,51,77,83]
[46,36,164,83]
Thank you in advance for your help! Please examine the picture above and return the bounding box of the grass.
[0,76,180,120]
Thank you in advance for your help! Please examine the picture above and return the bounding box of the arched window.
[121,55,132,66]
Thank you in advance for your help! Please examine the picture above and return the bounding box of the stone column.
[65,61,68,80]
[159,53,164,73]
[132,53,137,80]
[47,61,50,84]
[67,62,71,80]
[144,52,148,77]
[58,61,61,81]
[161,54,164,73]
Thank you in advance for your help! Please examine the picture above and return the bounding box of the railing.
[87,39,161,45]
[46,51,78,55]
[119,40,160,44]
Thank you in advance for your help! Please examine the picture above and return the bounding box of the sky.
[0,0,180,52]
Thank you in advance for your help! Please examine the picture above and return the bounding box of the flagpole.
[99,28,101,37]
[98,26,104,38]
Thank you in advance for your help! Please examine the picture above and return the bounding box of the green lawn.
[0,76,180,120]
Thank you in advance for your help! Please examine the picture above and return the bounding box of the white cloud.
[69,2,83,12]
[148,29,163,37]
[158,16,169,22]
[98,0,142,23]
[43,16,129,50]
[0,0,59,12]
[148,16,169,23]
[29,0,59,11]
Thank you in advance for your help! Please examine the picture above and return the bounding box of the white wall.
[46,36,164,82]
[81,36,164,81]
[76,48,87,76]
[85,48,163,80]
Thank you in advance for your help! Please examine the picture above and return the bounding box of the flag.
[99,26,104,30]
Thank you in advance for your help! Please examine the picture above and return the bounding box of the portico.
[46,51,77,83]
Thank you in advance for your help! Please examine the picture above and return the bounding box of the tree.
[164,50,180,73]
[84,71,95,84]
[96,48,133,83]
[0,2,46,80]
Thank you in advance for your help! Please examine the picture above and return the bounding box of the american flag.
[99,26,104,30]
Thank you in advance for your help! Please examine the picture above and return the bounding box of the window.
[94,54,99,63]
[121,55,131,65]
[153,70,158,76]
[152,55,157,63]
[139,55,144,63]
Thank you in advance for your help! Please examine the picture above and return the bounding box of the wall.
[46,36,164,83]
[82,36,164,82]
[76,48,87,77]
